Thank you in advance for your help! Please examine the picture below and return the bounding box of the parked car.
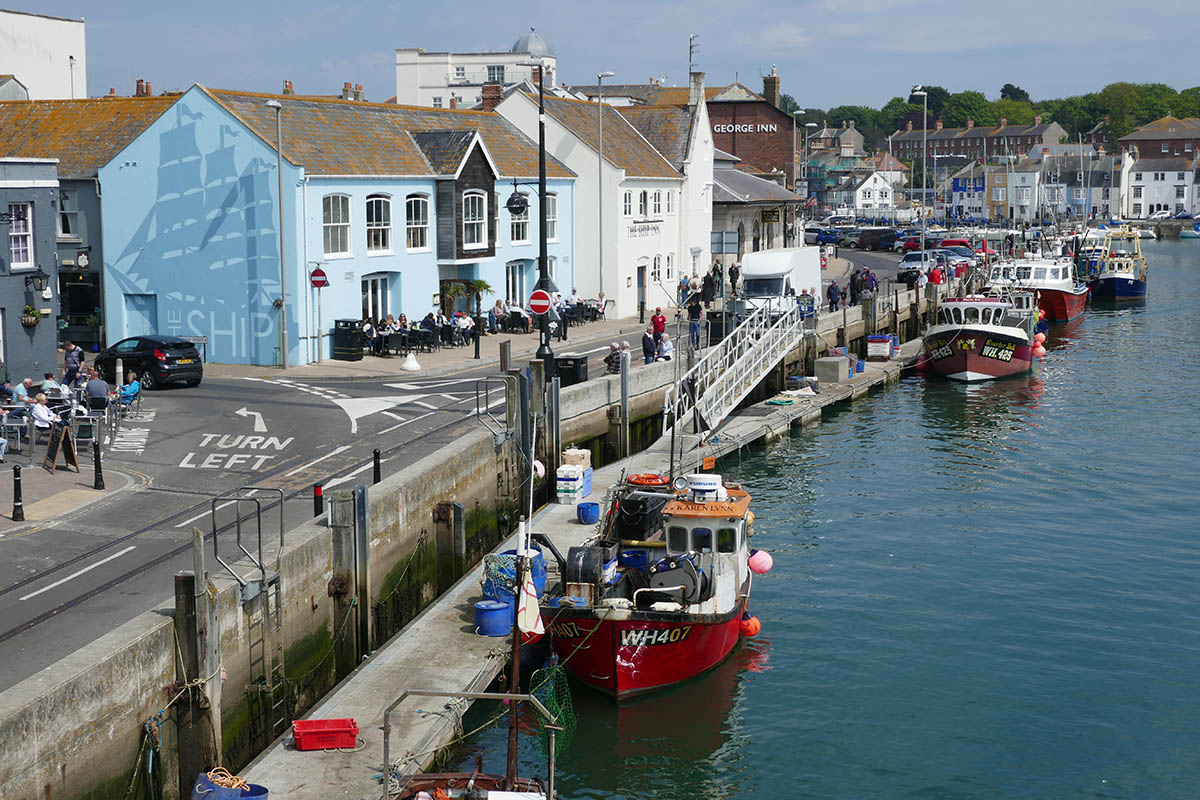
[804,227,839,245]
[897,251,941,286]
[893,234,918,252]
[857,228,898,251]
[838,229,864,247]
[1173,211,1195,219]
[94,335,204,389]
[941,245,980,266]
[903,236,928,252]
[1148,209,1171,220]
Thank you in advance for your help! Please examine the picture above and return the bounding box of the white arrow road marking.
[234,407,267,432]
[330,396,440,433]
[384,379,474,390]
[20,545,138,601]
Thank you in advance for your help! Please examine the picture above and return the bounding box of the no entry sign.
[528,289,552,315]
[310,267,329,288]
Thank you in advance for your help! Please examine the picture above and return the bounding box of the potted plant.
[20,305,42,328]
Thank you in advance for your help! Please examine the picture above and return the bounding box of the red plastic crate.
[292,718,359,750]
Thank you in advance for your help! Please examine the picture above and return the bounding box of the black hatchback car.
[94,335,203,389]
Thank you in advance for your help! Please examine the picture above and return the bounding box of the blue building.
[94,86,574,365]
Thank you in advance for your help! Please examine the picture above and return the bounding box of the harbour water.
[456,240,1200,798]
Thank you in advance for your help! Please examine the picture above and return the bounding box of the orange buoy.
[628,473,669,487]
[740,613,762,637]
[1034,332,1047,344]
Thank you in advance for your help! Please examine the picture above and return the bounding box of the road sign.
[310,267,329,288]
[528,289,552,315]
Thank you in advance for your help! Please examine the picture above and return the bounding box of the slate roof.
[0,95,177,178]
[566,83,725,105]
[207,88,572,178]
[532,93,678,178]
[713,167,798,204]
[1120,116,1200,141]
[411,130,477,174]
[617,104,694,170]
[1128,156,1192,174]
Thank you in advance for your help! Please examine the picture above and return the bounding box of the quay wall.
[0,281,952,800]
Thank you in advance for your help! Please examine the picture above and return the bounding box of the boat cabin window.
[1016,266,1031,281]
[952,307,963,324]
[990,267,1001,281]
[938,308,952,324]
[1003,267,1014,280]
[964,306,979,323]
[717,527,738,553]
[1049,268,1060,280]
[692,528,713,554]
[1033,267,1047,280]
[979,307,993,325]
[667,526,689,554]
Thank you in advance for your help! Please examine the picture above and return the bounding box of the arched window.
[406,194,429,250]
[322,194,350,256]
[510,192,529,244]
[653,191,662,215]
[666,190,675,214]
[545,193,558,241]
[463,190,487,249]
[623,190,632,217]
[666,253,674,280]
[366,194,391,252]
[638,190,648,216]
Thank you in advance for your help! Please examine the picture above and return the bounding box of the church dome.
[511,27,555,58]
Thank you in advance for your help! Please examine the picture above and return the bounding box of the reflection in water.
[453,640,771,800]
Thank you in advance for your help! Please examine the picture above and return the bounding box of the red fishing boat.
[985,258,1089,322]
[540,473,764,700]
[922,292,1039,382]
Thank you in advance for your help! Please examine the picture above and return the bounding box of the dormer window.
[463,190,487,249]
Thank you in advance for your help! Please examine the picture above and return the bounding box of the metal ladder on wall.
[665,298,812,440]
[210,487,289,745]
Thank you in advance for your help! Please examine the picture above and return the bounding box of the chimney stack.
[762,65,781,109]
[688,71,705,108]
[935,119,943,132]
[1034,114,1042,125]
[449,96,458,109]
[481,82,504,112]
[355,83,364,101]
[906,120,913,132]
[108,87,116,96]
[966,118,974,129]
[283,80,295,95]
[532,66,542,88]
[999,117,1007,128]
[135,78,145,96]
[145,81,152,96]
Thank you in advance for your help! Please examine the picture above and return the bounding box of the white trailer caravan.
[738,247,822,312]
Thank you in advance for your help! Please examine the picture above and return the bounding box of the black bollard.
[93,440,105,490]
[373,449,381,484]
[12,465,24,522]
[313,483,324,517]
[639,301,645,325]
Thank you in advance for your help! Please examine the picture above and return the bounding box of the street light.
[803,122,817,220]
[912,85,928,256]
[518,59,556,377]
[597,71,614,301]
[265,98,289,369]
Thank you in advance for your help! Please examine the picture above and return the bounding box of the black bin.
[555,354,588,387]
[707,311,732,346]
[333,319,364,361]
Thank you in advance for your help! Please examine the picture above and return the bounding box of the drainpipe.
[301,174,315,361]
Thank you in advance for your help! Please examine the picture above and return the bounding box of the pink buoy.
[748,549,773,575]
[1034,332,1047,344]
[1033,345,1047,358]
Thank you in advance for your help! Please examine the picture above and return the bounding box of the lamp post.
[912,86,928,255]
[597,71,614,301]
[517,60,556,377]
[265,99,289,369]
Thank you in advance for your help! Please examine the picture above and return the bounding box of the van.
[738,247,822,313]
[857,228,897,251]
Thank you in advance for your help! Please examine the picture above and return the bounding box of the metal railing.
[665,298,810,439]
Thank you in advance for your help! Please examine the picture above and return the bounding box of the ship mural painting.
[100,96,296,366]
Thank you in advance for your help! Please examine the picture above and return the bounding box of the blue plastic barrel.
[474,599,514,636]
[241,785,269,799]
[856,359,865,373]
[577,502,600,524]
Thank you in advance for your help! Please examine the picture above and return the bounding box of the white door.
[506,261,526,303]
[361,275,389,321]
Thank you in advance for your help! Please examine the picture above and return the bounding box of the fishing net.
[529,665,575,754]
[482,553,518,600]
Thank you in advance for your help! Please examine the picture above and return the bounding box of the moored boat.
[1081,227,1148,301]
[541,472,761,700]
[1180,223,1200,239]
[985,258,1090,322]
[922,292,1039,382]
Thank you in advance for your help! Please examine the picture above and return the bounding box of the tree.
[779,93,800,115]
[990,98,1035,125]
[880,96,920,133]
[1000,83,1030,103]
[1096,82,1142,141]
[941,91,994,127]
[908,85,950,116]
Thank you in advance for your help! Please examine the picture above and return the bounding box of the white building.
[1010,159,1042,223]
[0,9,86,100]
[852,171,892,211]
[496,73,714,317]
[395,28,557,109]
[1125,157,1192,218]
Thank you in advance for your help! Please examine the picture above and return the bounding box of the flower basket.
[20,314,39,328]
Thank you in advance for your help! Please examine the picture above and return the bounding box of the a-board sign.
[42,423,81,473]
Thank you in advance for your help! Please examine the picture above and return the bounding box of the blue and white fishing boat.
[1080,227,1147,301]
[1180,223,1200,239]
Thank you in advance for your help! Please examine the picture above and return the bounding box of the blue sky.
[26,0,1200,109]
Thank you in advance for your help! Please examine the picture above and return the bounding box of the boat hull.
[1091,275,1146,301]
[923,328,1034,382]
[545,604,745,699]
[1037,286,1089,322]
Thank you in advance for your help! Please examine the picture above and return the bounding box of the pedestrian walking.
[651,307,667,342]
[826,280,842,312]
[728,262,740,297]
[701,272,714,307]
[687,294,702,350]
[62,341,82,386]
[641,327,657,365]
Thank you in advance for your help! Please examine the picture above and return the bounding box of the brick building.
[1119,116,1200,159]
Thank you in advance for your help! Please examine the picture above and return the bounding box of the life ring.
[627,473,669,487]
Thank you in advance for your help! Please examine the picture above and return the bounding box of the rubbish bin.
[332,319,364,361]
[555,354,588,387]
[707,311,732,346]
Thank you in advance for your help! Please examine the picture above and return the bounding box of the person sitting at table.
[41,372,63,394]
[119,372,141,406]
[436,309,450,327]
[85,368,109,410]
[31,393,62,430]
[656,333,674,361]
[420,312,437,332]
[8,377,35,419]
[397,313,408,329]
[569,288,581,307]
[455,312,475,344]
